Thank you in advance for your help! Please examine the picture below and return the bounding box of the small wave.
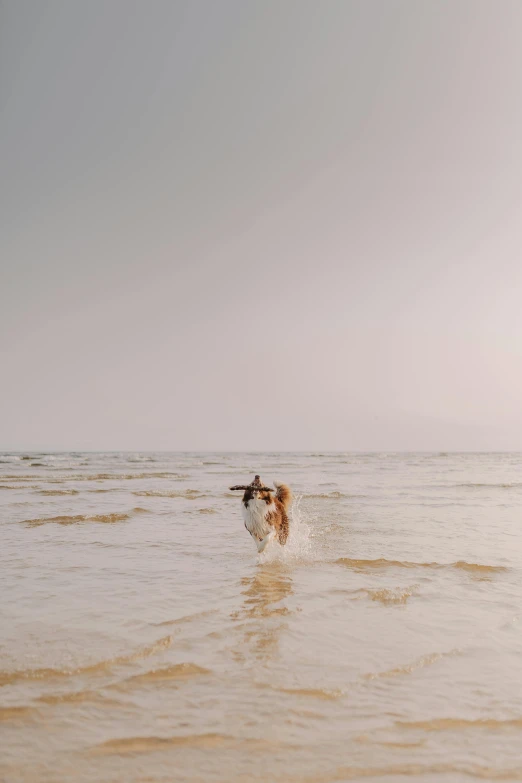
[303,491,368,499]
[90,733,285,756]
[304,491,343,499]
[281,686,342,700]
[37,489,79,496]
[456,482,522,489]
[0,635,173,686]
[132,489,205,499]
[88,488,122,493]
[363,650,457,680]
[21,513,130,527]
[152,609,218,627]
[0,705,38,721]
[453,560,507,573]
[397,717,522,731]
[337,558,507,573]
[358,586,418,606]
[0,475,46,480]
[3,472,188,482]
[279,763,522,780]
[117,663,210,687]
[338,557,436,570]
[84,472,188,480]
[372,740,426,749]
[37,690,124,707]
[197,508,216,514]
[0,475,58,482]
[132,507,151,514]
[261,684,343,700]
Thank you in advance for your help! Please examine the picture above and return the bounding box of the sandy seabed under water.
[1,451,522,782]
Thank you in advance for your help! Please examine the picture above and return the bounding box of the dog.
[229,475,292,553]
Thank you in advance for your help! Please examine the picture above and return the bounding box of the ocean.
[1,451,521,782]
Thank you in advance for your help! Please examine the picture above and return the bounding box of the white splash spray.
[257,493,313,564]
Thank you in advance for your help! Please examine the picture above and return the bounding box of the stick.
[229,484,273,492]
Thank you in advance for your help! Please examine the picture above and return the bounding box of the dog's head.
[230,475,274,506]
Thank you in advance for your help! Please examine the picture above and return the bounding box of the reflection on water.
[240,565,294,619]
[1,451,522,782]
[231,564,293,662]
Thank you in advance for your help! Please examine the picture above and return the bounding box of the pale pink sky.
[2,0,522,450]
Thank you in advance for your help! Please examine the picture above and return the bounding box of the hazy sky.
[2,0,522,451]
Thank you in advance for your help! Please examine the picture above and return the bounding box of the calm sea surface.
[1,452,522,782]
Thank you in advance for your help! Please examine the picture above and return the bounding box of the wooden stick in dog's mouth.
[229,475,273,492]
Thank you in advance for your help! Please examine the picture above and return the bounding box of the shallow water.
[1,451,522,782]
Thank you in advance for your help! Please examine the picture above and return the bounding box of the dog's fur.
[230,476,292,553]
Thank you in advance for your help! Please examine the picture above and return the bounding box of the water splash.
[258,494,313,564]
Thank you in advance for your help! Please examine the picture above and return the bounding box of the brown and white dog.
[230,475,292,553]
